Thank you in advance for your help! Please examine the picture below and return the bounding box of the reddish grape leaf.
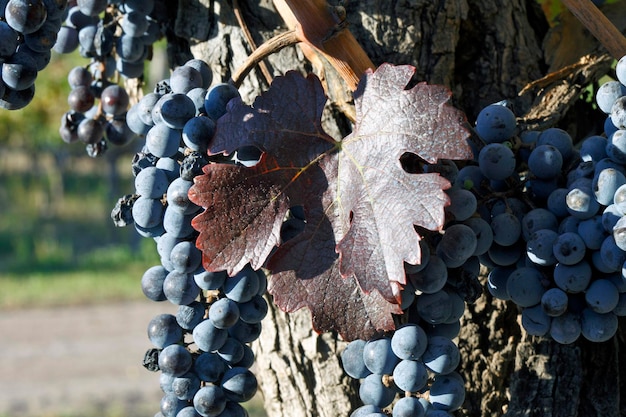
[189,63,472,341]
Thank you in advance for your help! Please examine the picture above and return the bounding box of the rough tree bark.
[173,0,626,416]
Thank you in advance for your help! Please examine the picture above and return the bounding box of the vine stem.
[230,29,301,88]
[232,0,274,86]
[274,0,375,91]
[561,0,626,59]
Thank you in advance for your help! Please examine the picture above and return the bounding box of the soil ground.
[0,301,178,417]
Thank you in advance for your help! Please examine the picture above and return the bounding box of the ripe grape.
[474,103,516,143]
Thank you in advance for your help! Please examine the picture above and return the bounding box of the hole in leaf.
[233,145,263,167]
[400,152,425,173]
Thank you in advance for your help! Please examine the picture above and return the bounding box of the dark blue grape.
[358,374,395,408]
[158,344,193,377]
[147,313,183,348]
[221,367,258,402]
[193,385,227,417]
[341,339,371,379]
[193,319,228,352]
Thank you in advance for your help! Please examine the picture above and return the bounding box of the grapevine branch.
[230,29,300,88]
[274,0,375,91]
[561,0,626,59]
[232,0,274,86]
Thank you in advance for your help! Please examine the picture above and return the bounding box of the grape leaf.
[189,63,472,341]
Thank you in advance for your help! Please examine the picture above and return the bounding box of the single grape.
[160,93,196,129]
[228,319,262,343]
[596,80,626,114]
[521,208,558,241]
[170,65,203,94]
[392,359,428,392]
[159,344,193,377]
[147,313,183,348]
[610,96,626,130]
[462,216,493,256]
[182,115,215,153]
[194,269,228,291]
[238,294,268,324]
[223,265,260,303]
[193,385,227,417]
[580,135,608,162]
[141,265,168,302]
[607,130,626,164]
[163,207,195,238]
[220,367,258,402]
[553,260,592,293]
[341,339,371,379]
[528,144,563,179]
[521,304,551,336]
[552,232,586,265]
[160,392,186,417]
[429,372,465,411]
[204,82,240,121]
[176,301,205,330]
[436,224,477,268]
[577,215,607,250]
[580,308,618,342]
[415,290,452,324]
[351,405,384,417]
[358,374,396,408]
[132,196,164,229]
[184,58,213,89]
[566,184,600,220]
[506,266,545,307]
[169,240,202,273]
[474,103,516,143]
[600,235,626,272]
[194,352,226,383]
[614,215,626,251]
[163,270,200,305]
[208,298,241,329]
[362,337,398,375]
[101,84,130,116]
[526,229,558,266]
[490,212,521,246]
[135,165,169,198]
[549,311,581,344]
[390,323,428,360]
[541,287,568,317]
[487,266,513,300]
[407,255,447,294]
[585,279,619,313]
[421,336,460,375]
[172,372,201,400]
[478,142,516,180]
[5,0,47,34]
[193,319,228,352]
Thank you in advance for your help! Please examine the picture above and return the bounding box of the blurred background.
[0,43,265,417]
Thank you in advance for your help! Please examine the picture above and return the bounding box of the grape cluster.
[342,202,484,416]
[0,0,68,110]
[459,55,626,344]
[112,60,269,416]
[344,326,465,417]
[55,0,167,156]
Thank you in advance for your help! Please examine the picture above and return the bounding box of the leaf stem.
[561,0,626,59]
[230,29,301,88]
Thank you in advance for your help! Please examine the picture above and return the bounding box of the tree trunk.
[178,0,626,416]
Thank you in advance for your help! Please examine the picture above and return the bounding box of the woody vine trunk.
[173,0,626,416]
